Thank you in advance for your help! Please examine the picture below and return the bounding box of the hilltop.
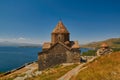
[81,38,120,48]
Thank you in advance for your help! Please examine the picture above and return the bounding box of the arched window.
[57,34,64,42]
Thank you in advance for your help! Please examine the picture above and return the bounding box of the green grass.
[28,64,79,80]
[82,47,120,56]
[72,52,120,80]
[112,48,120,52]
[82,50,97,56]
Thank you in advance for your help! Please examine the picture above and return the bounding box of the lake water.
[0,47,89,72]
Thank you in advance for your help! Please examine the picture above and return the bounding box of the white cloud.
[0,37,41,44]
[18,37,26,40]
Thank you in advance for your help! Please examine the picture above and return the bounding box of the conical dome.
[51,21,70,44]
[52,21,69,33]
[101,43,109,48]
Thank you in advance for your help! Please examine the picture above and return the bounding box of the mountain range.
[81,37,120,48]
[0,37,120,48]
[0,41,41,47]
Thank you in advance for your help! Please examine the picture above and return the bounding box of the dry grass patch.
[72,52,120,80]
[28,63,79,80]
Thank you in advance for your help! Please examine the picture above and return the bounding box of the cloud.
[0,37,41,44]
[18,37,26,40]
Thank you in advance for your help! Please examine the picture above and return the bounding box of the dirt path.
[57,56,97,80]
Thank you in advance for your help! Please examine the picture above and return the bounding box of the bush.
[112,48,120,52]
[82,50,96,56]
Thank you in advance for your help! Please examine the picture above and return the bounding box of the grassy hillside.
[72,52,120,80]
[27,64,78,80]
[81,38,120,48]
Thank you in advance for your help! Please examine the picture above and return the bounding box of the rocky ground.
[0,62,39,80]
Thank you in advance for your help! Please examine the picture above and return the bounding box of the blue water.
[0,46,41,72]
[0,47,89,72]
[80,48,90,54]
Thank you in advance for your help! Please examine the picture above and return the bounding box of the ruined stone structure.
[38,21,80,70]
[96,43,113,56]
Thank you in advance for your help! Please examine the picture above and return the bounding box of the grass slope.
[27,64,78,80]
[73,52,120,80]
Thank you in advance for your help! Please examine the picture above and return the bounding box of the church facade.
[38,21,80,70]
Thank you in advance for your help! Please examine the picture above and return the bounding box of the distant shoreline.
[18,46,41,48]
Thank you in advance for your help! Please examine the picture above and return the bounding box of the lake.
[0,46,89,72]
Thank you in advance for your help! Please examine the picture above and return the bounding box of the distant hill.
[81,38,120,48]
[0,41,41,47]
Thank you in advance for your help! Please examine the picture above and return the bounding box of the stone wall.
[66,50,81,63]
[38,43,80,70]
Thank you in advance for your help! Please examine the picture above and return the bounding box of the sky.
[0,0,120,44]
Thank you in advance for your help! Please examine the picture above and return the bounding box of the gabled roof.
[38,42,71,55]
[42,42,51,49]
[52,21,69,34]
[49,42,71,51]
[39,41,80,55]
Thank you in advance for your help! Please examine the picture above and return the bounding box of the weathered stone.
[96,43,113,56]
[25,69,34,78]
[34,71,42,76]
[14,77,25,80]
[80,56,87,63]
[38,21,81,70]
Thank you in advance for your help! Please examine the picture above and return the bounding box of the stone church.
[38,21,80,70]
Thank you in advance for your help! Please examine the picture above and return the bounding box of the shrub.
[82,50,96,56]
[112,48,120,52]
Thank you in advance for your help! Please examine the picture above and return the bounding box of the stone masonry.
[38,21,80,70]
